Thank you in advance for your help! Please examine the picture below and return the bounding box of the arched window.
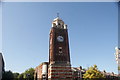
[58,23,60,25]
[52,23,56,27]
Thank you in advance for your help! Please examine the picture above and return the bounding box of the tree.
[2,68,35,80]
[18,68,35,80]
[13,72,19,79]
[18,73,24,80]
[83,65,105,80]
[2,70,14,80]
[24,68,34,79]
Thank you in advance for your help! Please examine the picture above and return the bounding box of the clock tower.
[48,17,72,79]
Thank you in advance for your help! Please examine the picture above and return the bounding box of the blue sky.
[0,2,2,52]
[1,2,118,73]
[2,0,119,2]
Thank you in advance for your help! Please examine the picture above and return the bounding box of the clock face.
[57,36,64,42]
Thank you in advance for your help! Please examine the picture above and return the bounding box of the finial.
[57,13,59,18]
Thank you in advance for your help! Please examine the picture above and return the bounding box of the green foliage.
[23,68,35,79]
[17,68,35,80]
[83,65,105,80]
[13,72,19,79]
[118,66,120,70]
[18,73,24,79]
[2,68,35,80]
[2,70,14,80]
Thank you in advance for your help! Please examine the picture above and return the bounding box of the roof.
[35,62,48,69]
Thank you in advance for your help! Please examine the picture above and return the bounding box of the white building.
[0,53,4,80]
[115,47,120,76]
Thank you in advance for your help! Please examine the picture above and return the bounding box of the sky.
[0,4,2,53]
[1,2,118,74]
[1,0,119,2]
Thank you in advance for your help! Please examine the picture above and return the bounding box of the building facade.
[115,47,120,76]
[0,53,4,80]
[34,62,48,80]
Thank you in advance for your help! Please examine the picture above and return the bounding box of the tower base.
[48,63,72,80]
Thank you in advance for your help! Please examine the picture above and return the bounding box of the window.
[59,47,62,53]
[58,23,60,25]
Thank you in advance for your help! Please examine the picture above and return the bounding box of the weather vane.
[57,13,59,18]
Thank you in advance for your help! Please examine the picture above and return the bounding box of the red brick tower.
[48,17,72,79]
